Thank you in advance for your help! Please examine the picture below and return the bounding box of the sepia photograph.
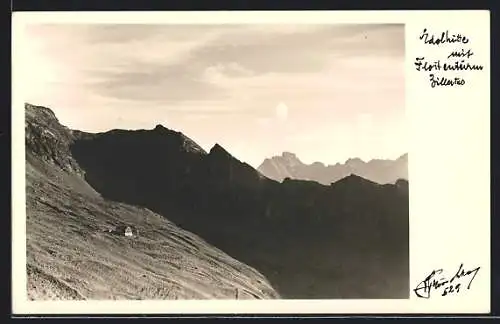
[21,22,408,301]
[12,10,490,315]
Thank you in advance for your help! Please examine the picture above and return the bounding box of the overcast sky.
[19,23,405,168]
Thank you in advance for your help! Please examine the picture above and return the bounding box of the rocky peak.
[345,157,365,166]
[148,124,206,154]
[278,151,302,167]
[25,103,84,176]
[26,103,58,122]
[281,151,297,159]
[311,161,325,168]
[281,151,301,162]
[153,124,168,132]
[331,173,377,187]
[209,143,231,157]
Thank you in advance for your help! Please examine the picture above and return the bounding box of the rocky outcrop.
[25,103,84,176]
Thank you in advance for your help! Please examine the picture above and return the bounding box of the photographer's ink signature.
[413,263,480,298]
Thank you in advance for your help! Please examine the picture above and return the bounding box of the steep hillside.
[258,151,408,185]
[25,103,279,300]
[66,106,409,299]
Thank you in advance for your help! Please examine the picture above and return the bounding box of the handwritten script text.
[415,29,484,88]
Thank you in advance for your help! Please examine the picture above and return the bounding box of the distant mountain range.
[25,103,409,300]
[258,152,408,185]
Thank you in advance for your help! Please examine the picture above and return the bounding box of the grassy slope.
[26,153,279,300]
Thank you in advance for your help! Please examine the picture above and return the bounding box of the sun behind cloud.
[275,102,289,122]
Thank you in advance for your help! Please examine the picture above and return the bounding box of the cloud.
[22,23,403,108]
[18,23,406,163]
[184,24,403,77]
[22,24,225,104]
[275,102,289,122]
[201,62,256,85]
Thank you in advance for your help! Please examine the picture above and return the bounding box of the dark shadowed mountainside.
[64,106,409,299]
[26,103,409,299]
[257,152,408,185]
[25,103,279,300]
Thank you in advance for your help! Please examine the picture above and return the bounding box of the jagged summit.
[148,124,179,137]
[209,143,232,157]
[25,103,84,176]
[331,173,378,187]
[342,173,373,181]
[154,124,169,131]
[281,151,301,162]
[311,161,325,168]
[25,103,59,122]
[151,125,205,153]
[281,151,297,159]
[258,151,408,185]
[345,157,365,165]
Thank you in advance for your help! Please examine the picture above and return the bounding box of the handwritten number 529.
[442,283,461,296]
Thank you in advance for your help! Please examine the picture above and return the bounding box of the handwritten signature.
[413,263,480,298]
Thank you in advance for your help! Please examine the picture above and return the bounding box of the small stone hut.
[125,226,133,237]
[115,225,139,237]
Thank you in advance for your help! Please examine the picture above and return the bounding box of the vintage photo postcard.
[11,10,490,314]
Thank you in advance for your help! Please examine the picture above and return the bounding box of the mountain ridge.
[26,102,409,299]
[258,151,408,185]
[25,103,279,300]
